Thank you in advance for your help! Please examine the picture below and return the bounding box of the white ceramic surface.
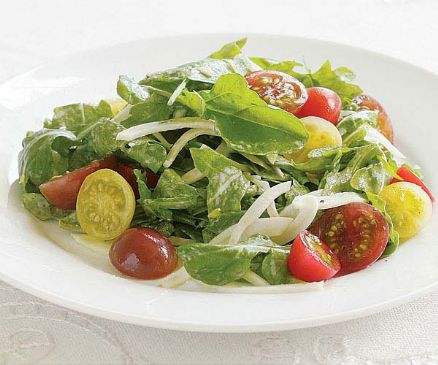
[0,34,437,332]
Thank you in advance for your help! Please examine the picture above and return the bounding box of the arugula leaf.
[44,100,113,132]
[337,110,378,139]
[322,143,384,193]
[18,129,76,187]
[202,211,245,242]
[366,192,400,257]
[261,249,289,285]
[177,235,277,285]
[209,38,247,59]
[122,94,172,128]
[284,180,310,206]
[59,211,82,232]
[350,162,386,194]
[191,146,250,213]
[22,193,70,221]
[134,169,151,200]
[117,75,152,104]
[199,74,308,155]
[83,118,125,156]
[250,57,302,74]
[140,169,200,220]
[121,137,167,173]
[292,147,344,173]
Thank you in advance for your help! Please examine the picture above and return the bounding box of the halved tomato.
[39,156,117,210]
[311,202,389,276]
[245,70,307,113]
[288,230,340,282]
[390,165,435,203]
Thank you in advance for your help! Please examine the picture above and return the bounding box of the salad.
[18,38,434,292]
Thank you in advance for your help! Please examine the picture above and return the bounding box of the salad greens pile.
[19,38,414,288]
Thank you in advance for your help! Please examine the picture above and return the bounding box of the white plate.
[0,34,437,333]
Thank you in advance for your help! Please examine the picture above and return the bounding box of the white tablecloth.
[1,0,438,364]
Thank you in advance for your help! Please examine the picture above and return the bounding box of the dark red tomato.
[145,170,160,189]
[295,87,342,125]
[311,202,389,276]
[353,94,394,143]
[288,230,340,282]
[391,165,435,203]
[245,70,307,113]
[116,164,139,198]
[39,156,117,210]
[110,227,178,279]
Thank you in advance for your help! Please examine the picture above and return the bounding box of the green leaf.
[177,90,205,116]
[250,57,303,73]
[59,212,82,232]
[22,193,70,221]
[322,144,384,193]
[202,211,245,242]
[209,38,247,59]
[261,249,289,285]
[366,192,400,257]
[350,163,386,194]
[284,180,310,206]
[337,110,378,139]
[117,75,151,104]
[44,100,113,133]
[191,146,250,213]
[18,129,76,187]
[134,169,151,200]
[122,94,172,128]
[177,235,279,285]
[292,147,344,173]
[200,74,308,155]
[121,137,167,173]
[85,118,125,156]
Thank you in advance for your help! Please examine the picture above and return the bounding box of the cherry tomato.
[295,87,342,125]
[288,230,340,282]
[110,228,178,279]
[390,165,435,203]
[352,94,394,143]
[116,164,139,198]
[39,156,117,210]
[311,202,389,276]
[245,70,307,113]
[145,170,160,189]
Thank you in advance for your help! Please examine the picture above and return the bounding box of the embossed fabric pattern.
[1,0,438,364]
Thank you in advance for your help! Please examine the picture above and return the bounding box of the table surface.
[1,0,438,364]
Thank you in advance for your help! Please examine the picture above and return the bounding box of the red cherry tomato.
[110,227,178,279]
[288,230,340,282]
[39,156,117,210]
[352,94,394,143]
[145,170,160,189]
[295,87,342,125]
[391,165,435,203]
[245,70,307,113]
[311,202,389,276]
[116,164,139,198]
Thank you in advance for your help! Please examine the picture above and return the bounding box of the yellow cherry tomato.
[76,169,135,240]
[379,182,432,241]
[288,116,342,163]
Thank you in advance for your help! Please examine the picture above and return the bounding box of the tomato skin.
[245,70,307,113]
[288,230,340,282]
[391,166,435,203]
[295,87,342,125]
[110,228,178,279]
[145,170,160,189]
[39,156,117,210]
[352,94,394,143]
[311,203,389,276]
[116,164,139,198]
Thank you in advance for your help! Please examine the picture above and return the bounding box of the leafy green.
[350,163,386,194]
[199,74,308,155]
[261,249,289,285]
[177,235,279,285]
[202,211,245,242]
[83,118,125,156]
[59,212,82,232]
[18,129,76,187]
[191,146,250,214]
[122,94,172,128]
[337,110,378,139]
[209,38,247,59]
[366,192,400,257]
[134,169,151,200]
[22,193,70,221]
[117,75,151,104]
[121,137,167,173]
[44,100,113,132]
